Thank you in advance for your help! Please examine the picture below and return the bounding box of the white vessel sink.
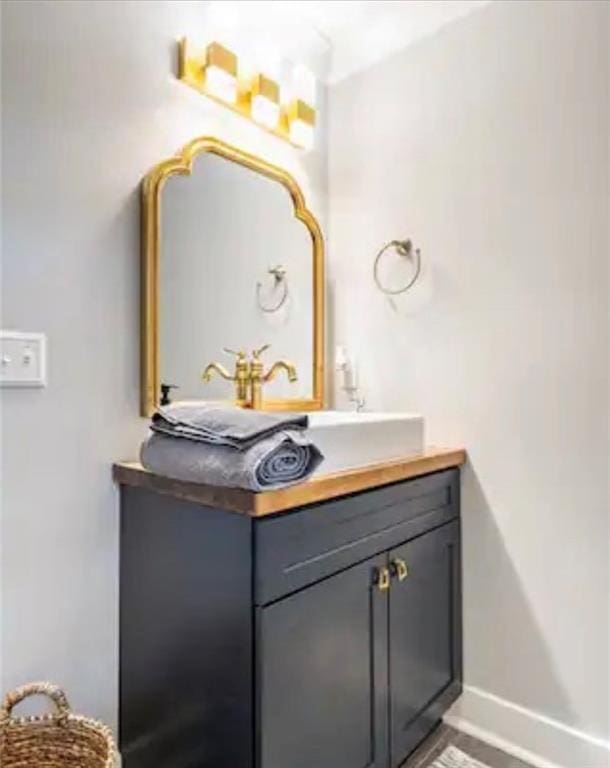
[305,411,424,476]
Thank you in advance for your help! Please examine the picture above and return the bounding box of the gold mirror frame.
[141,136,325,416]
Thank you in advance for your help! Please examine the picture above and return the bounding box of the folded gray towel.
[152,404,309,450]
[141,430,324,491]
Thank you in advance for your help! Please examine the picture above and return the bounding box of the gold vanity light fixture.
[286,64,317,149]
[205,42,239,104]
[178,38,317,149]
[179,39,239,105]
[250,73,281,130]
[286,99,316,150]
[204,41,239,104]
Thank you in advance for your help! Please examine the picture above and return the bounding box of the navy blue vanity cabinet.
[257,553,390,768]
[117,464,462,768]
[388,521,462,767]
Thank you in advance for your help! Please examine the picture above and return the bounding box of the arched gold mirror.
[141,137,324,416]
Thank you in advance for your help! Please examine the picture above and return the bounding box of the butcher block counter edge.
[113,448,466,517]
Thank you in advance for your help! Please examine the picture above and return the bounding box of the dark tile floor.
[401,724,535,768]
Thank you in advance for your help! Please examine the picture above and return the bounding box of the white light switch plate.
[0,331,47,387]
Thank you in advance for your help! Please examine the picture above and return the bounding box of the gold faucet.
[202,344,297,409]
[202,348,250,402]
[249,344,298,410]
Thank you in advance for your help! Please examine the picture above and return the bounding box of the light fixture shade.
[204,42,238,104]
[287,99,316,149]
[291,65,317,106]
[250,73,280,129]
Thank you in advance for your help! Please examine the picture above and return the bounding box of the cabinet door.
[257,554,389,768]
[388,522,462,767]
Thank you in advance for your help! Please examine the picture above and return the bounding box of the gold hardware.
[256,266,289,313]
[373,239,422,296]
[202,349,250,402]
[229,348,251,402]
[178,39,316,148]
[249,345,298,410]
[252,344,270,359]
[202,361,233,381]
[286,99,316,149]
[140,136,325,417]
[264,361,297,382]
[251,73,280,105]
[376,566,391,592]
[391,558,409,582]
[202,345,298,410]
[287,99,316,128]
[205,42,238,79]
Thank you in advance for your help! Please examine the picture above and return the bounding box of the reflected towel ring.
[373,239,422,295]
[257,265,289,313]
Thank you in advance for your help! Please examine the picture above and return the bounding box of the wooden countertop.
[113,447,466,517]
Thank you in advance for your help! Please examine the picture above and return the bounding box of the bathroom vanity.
[115,448,465,768]
[129,134,465,768]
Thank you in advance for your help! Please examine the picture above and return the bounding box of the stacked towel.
[140,404,324,491]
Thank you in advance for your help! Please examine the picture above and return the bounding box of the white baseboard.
[444,685,610,768]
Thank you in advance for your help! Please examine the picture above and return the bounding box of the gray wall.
[329,0,609,763]
[0,0,327,729]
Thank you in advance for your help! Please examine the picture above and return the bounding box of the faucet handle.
[223,347,247,360]
[252,344,270,360]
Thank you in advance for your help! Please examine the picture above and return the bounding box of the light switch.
[0,331,47,387]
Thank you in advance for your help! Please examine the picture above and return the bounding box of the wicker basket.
[0,682,116,768]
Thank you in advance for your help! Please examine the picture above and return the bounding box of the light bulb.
[287,99,316,149]
[289,119,314,149]
[250,73,280,129]
[252,95,280,129]
[204,42,238,104]
[292,64,316,106]
[206,66,237,103]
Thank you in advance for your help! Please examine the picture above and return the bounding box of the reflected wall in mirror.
[161,155,312,401]
[141,137,324,416]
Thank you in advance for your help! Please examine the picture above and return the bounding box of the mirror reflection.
[159,153,314,404]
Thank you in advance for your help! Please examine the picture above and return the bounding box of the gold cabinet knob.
[375,566,391,592]
[391,558,409,582]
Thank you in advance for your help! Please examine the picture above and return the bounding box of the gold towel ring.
[373,239,421,295]
[256,265,289,313]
